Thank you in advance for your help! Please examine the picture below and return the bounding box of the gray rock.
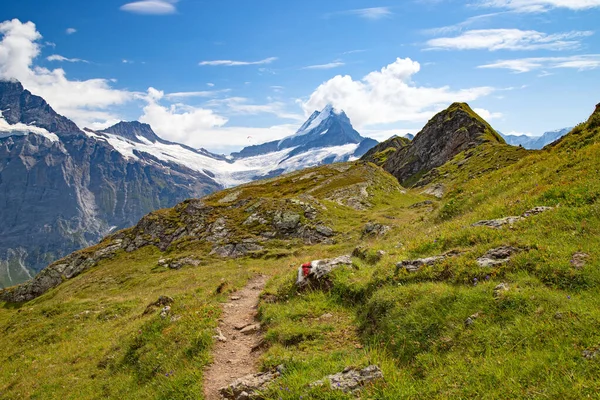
[220,368,282,399]
[219,191,241,204]
[158,257,201,270]
[409,200,434,209]
[315,224,334,237]
[296,255,353,288]
[243,213,268,226]
[493,283,509,298]
[571,252,590,269]
[210,243,264,258]
[213,328,227,342]
[473,207,553,229]
[396,250,461,274]
[422,184,445,199]
[310,365,384,394]
[361,222,391,238]
[583,348,600,360]
[159,306,171,319]
[477,246,523,267]
[240,324,261,335]
[273,211,301,232]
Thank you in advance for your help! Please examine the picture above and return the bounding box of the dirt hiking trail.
[203,275,268,400]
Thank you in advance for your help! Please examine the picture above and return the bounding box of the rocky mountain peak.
[100,121,161,143]
[0,79,81,135]
[364,102,505,186]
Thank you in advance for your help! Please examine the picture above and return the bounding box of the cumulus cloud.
[120,0,178,15]
[199,57,277,66]
[138,87,297,152]
[302,57,495,127]
[426,29,593,51]
[66,28,77,35]
[473,108,503,120]
[479,54,600,72]
[0,19,135,128]
[476,0,600,12]
[47,54,88,63]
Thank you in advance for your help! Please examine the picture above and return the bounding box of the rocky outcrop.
[395,250,461,274]
[0,239,123,303]
[309,365,384,394]
[220,367,282,399]
[361,136,411,167]
[472,206,553,229]
[477,246,523,267]
[0,81,222,287]
[363,103,506,187]
[296,255,353,288]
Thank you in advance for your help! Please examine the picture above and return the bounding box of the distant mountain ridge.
[0,80,379,286]
[500,128,573,149]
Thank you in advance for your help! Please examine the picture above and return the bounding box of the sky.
[1,0,600,154]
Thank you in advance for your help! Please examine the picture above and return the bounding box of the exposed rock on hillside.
[361,136,411,167]
[0,81,222,287]
[362,103,511,187]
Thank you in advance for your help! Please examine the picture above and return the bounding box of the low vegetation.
[1,105,599,399]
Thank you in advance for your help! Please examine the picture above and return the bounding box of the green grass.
[2,111,600,398]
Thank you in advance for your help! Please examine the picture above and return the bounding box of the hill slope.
[1,103,599,399]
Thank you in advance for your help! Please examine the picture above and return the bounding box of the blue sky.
[1,0,600,153]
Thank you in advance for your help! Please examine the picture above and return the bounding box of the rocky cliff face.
[0,81,222,287]
[366,103,505,187]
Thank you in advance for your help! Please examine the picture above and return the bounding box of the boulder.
[361,222,391,238]
[309,365,384,394]
[396,250,461,274]
[477,246,523,267]
[472,207,553,229]
[296,255,353,288]
[220,367,283,400]
[571,252,590,269]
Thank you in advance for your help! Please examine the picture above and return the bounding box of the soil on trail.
[203,275,269,400]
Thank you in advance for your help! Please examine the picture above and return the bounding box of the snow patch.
[0,111,59,143]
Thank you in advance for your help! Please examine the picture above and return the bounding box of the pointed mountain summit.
[232,104,377,159]
[100,121,162,143]
[0,80,80,135]
[364,102,510,187]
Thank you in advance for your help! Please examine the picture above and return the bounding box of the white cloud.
[330,7,393,20]
[426,29,593,51]
[0,19,135,128]
[66,28,77,35]
[302,62,345,70]
[303,57,495,127]
[479,54,600,72]
[205,97,304,121]
[120,0,178,15]
[473,108,503,120]
[47,54,88,63]
[477,0,600,12]
[138,87,297,152]
[207,82,215,87]
[122,59,134,64]
[199,57,277,66]
[164,89,231,100]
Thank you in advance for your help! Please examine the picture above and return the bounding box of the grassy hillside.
[1,105,599,399]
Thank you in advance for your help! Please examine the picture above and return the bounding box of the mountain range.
[1,100,599,399]
[500,128,573,149]
[0,80,377,286]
